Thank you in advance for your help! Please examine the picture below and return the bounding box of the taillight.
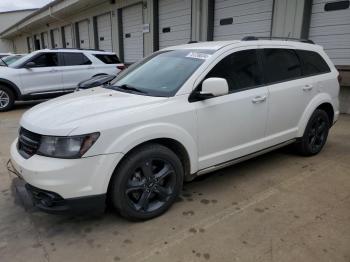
[117,64,126,71]
[337,73,342,85]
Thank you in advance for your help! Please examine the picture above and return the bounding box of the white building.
[0,8,37,53]
[0,0,349,110]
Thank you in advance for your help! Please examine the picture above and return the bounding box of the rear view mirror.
[200,77,229,97]
[77,74,116,90]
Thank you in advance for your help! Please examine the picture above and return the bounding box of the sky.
[0,0,53,12]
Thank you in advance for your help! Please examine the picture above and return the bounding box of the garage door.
[41,32,49,49]
[158,0,192,49]
[63,25,73,48]
[52,28,61,48]
[122,4,143,63]
[213,0,274,40]
[96,13,113,51]
[27,37,33,52]
[309,0,350,66]
[78,20,90,49]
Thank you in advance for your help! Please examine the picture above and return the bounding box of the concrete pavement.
[0,102,349,262]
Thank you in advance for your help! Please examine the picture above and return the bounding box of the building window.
[324,1,350,11]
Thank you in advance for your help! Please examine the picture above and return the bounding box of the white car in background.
[0,49,125,111]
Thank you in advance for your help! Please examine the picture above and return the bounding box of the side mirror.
[24,61,36,68]
[77,74,116,90]
[200,77,229,97]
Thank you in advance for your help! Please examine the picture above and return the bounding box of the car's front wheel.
[0,86,15,112]
[110,144,184,220]
[295,109,330,156]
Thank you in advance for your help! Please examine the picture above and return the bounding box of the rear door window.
[262,49,302,84]
[62,52,92,66]
[93,54,121,64]
[297,50,331,76]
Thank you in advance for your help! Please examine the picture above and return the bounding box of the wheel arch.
[0,78,21,99]
[297,93,335,137]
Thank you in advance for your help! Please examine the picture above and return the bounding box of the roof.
[32,48,116,54]
[163,39,322,52]
[0,8,38,15]
[0,0,65,37]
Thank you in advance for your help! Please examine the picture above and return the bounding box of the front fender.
[105,123,198,173]
[297,93,334,137]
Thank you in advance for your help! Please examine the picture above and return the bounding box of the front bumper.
[9,139,124,213]
[9,175,106,214]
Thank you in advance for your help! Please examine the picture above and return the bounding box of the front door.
[18,52,63,95]
[194,48,269,170]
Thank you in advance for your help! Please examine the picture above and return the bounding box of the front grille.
[17,128,42,159]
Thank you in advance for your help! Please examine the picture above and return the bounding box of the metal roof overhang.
[0,0,105,38]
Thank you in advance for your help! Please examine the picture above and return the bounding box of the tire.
[294,109,330,156]
[0,86,15,112]
[110,144,184,221]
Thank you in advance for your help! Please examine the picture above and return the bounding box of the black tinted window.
[30,53,58,67]
[206,49,263,92]
[263,49,302,83]
[62,53,92,66]
[94,54,120,64]
[297,50,331,76]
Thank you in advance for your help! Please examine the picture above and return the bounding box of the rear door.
[60,52,95,90]
[261,47,308,146]
[18,52,63,94]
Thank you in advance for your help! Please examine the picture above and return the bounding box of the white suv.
[0,49,124,111]
[9,39,339,220]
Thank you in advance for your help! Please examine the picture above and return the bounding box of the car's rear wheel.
[295,109,330,156]
[110,144,183,220]
[0,86,15,112]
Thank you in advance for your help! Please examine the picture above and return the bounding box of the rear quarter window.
[93,54,121,64]
[296,50,331,76]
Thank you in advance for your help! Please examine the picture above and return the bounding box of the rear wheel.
[0,86,15,112]
[110,144,183,220]
[295,109,330,156]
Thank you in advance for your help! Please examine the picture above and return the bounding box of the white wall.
[0,9,36,53]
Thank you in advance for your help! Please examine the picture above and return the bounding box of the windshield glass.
[2,55,24,66]
[111,49,214,97]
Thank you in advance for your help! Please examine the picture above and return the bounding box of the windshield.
[1,55,24,66]
[111,49,214,97]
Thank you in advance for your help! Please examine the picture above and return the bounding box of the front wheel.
[110,144,184,220]
[0,86,15,112]
[294,109,330,156]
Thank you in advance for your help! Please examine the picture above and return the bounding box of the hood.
[20,87,168,136]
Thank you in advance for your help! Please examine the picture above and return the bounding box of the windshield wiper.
[0,58,8,67]
[115,84,147,94]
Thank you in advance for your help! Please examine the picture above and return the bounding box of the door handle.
[252,95,267,104]
[87,66,94,69]
[303,84,313,91]
[50,69,58,73]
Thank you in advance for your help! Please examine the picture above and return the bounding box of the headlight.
[37,133,100,159]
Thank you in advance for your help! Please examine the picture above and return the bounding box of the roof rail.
[49,48,106,51]
[241,36,314,44]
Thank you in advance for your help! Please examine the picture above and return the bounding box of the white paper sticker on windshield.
[186,52,211,60]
